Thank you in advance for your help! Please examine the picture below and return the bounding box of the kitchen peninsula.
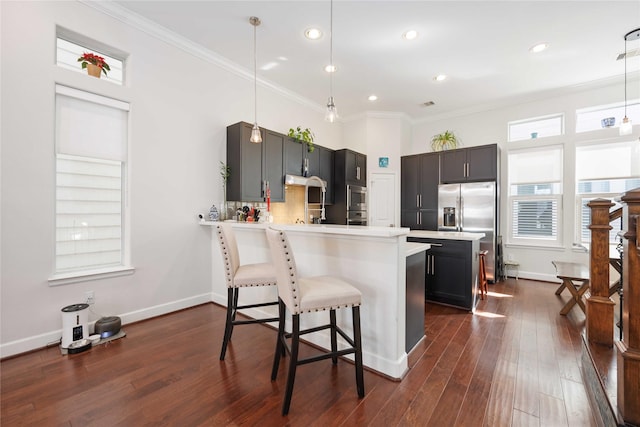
[203,222,423,379]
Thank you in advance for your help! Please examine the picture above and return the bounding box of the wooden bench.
[552,261,589,315]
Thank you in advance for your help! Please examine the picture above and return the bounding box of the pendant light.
[620,28,640,136]
[249,16,262,143]
[325,0,338,122]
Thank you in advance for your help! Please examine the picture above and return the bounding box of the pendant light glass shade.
[250,16,262,143]
[620,116,633,136]
[325,96,338,122]
[620,28,640,136]
[250,123,262,142]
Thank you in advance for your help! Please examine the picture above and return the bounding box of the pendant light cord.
[254,19,258,124]
[329,0,333,97]
[624,35,627,118]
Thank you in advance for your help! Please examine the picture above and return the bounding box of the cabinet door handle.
[416,212,420,225]
[356,166,360,180]
[427,253,431,274]
[419,194,422,208]
[430,243,443,247]
[416,194,420,208]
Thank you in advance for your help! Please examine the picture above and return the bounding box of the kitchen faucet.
[305,176,326,223]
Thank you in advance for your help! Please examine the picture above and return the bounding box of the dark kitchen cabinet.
[401,152,439,230]
[406,250,426,352]
[440,144,497,183]
[408,237,480,311]
[286,138,334,205]
[226,122,284,203]
[335,149,367,187]
[308,145,334,205]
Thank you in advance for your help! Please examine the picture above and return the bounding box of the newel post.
[616,187,640,425]
[586,198,615,347]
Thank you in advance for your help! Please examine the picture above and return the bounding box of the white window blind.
[507,145,563,246]
[54,85,129,276]
[575,140,640,246]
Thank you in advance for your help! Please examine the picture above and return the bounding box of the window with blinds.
[507,145,563,246]
[575,140,640,246]
[53,85,129,278]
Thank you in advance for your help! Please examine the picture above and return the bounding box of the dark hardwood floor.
[1,278,596,426]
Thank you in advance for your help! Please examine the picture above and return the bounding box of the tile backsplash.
[228,185,320,224]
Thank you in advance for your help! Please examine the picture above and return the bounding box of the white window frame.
[508,113,564,142]
[49,85,133,286]
[574,139,640,247]
[507,145,564,248]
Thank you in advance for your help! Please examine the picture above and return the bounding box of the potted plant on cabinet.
[77,52,110,78]
[431,130,459,151]
[288,126,315,152]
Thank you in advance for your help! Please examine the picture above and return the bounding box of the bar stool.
[265,228,365,416]
[479,250,489,300]
[215,224,279,360]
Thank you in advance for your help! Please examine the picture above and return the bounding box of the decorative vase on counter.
[209,204,219,221]
[86,63,102,78]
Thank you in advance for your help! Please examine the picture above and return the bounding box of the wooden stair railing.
[586,198,615,347]
[616,187,640,425]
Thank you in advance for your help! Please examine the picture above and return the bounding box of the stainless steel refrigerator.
[438,182,497,281]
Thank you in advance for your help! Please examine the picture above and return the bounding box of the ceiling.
[113,1,640,121]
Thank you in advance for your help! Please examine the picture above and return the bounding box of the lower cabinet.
[408,237,479,311]
[406,250,426,352]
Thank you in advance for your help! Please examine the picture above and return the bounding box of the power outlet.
[85,290,95,305]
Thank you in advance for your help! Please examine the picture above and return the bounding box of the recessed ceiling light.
[529,42,549,53]
[402,30,418,40]
[368,95,378,101]
[305,28,322,40]
[434,74,447,82]
[324,64,337,73]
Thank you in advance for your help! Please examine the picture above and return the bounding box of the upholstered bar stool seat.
[265,228,365,416]
[215,224,279,360]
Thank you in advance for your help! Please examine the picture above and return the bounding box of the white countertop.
[406,242,431,257]
[408,230,485,241]
[201,220,410,238]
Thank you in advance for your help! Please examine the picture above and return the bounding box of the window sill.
[504,243,565,251]
[48,266,135,286]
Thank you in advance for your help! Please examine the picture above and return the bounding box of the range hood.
[285,174,326,188]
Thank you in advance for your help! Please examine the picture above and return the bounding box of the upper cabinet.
[400,152,439,230]
[440,144,497,183]
[226,122,284,203]
[335,149,367,187]
[309,145,335,205]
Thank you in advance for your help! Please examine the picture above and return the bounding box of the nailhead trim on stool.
[215,224,279,360]
[266,228,365,415]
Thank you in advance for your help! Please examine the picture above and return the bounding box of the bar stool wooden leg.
[282,314,301,416]
[271,299,286,380]
[220,288,236,360]
[353,306,365,398]
[330,310,338,364]
[479,251,488,300]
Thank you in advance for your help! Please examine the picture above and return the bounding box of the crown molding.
[79,0,325,114]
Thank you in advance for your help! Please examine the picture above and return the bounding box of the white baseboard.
[0,293,213,359]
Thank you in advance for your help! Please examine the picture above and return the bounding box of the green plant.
[431,130,459,151]
[288,126,315,152]
[77,52,111,76]
[220,161,230,190]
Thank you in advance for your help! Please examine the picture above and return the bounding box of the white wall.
[411,82,640,282]
[0,1,342,357]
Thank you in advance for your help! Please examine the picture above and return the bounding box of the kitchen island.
[408,230,485,312]
[203,221,428,379]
